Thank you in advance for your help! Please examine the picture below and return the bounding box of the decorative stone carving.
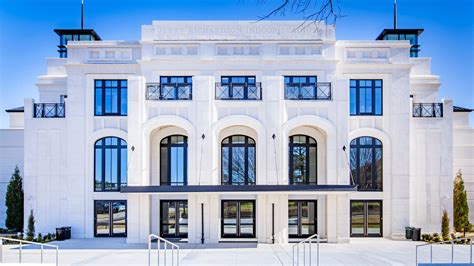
[154,45,199,56]
[345,48,390,61]
[87,48,133,61]
[216,45,260,56]
[278,45,322,56]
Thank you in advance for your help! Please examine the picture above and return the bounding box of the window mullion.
[101,81,105,115]
[102,144,106,191]
[117,145,121,190]
[245,138,249,184]
[168,143,172,185]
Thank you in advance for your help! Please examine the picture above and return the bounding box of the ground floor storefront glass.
[221,200,256,238]
[94,200,127,237]
[350,200,382,237]
[160,200,188,238]
[288,200,317,238]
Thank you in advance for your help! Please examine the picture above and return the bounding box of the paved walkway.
[1,238,472,265]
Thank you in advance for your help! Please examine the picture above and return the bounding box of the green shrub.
[26,210,35,241]
[5,166,24,232]
[454,171,471,236]
[442,210,450,240]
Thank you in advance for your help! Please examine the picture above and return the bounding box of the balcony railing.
[33,103,65,118]
[413,103,443,118]
[215,82,262,100]
[284,82,331,100]
[146,83,192,100]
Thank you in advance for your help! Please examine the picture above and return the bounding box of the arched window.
[160,135,188,186]
[350,136,383,191]
[289,135,317,185]
[221,135,256,185]
[94,137,127,191]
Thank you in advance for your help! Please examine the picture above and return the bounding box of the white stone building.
[1,20,472,244]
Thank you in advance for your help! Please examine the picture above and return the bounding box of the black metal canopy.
[121,184,357,194]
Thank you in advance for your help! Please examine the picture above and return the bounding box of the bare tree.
[255,0,343,28]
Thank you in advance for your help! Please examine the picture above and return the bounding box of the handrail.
[148,234,180,266]
[284,82,331,100]
[412,102,443,118]
[146,83,192,100]
[33,103,65,118]
[292,234,319,266]
[415,237,473,265]
[215,82,262,100]
[0,237,59,265]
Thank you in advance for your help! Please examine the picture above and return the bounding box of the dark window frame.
[350,79,383,116]
[160,200,189,238]
[350,200,383,237]
[289,135,318,185]
[160,135,188,186]
[350,137,383,191]
[284,76,319,100]
[94,200,127,237]
[94,137,127,192]
[221,200,256,238]
[221,135,256,185]
[218,76,259,100]
[288,200,318,238]
[158,76,193,100]
[94,79,128,116]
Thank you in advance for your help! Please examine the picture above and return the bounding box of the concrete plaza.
[1,238,472,265]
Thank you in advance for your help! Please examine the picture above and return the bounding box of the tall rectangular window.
[350,79,383,116]
[95,80,127,116]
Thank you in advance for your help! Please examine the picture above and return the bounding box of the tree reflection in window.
[289,135,317,185]
[221,135,256,185]
[160,135,188,186]
[350,137,383,191]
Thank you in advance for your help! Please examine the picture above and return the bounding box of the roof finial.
[81,0,84,30]
[394,0,397,29]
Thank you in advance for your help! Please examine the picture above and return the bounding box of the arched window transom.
[94,137,127,191]
[221,135,256,185]
[160,135,188,186]
[289,135,317,185]
[350,136,383,191]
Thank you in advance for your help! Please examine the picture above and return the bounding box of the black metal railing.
[284,82,331,100]
[413,103,443,118]
[33,103,65,118]
[215,82,262,100]
[146,83,192,100]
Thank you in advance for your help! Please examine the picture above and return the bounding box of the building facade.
[3,20,471,243]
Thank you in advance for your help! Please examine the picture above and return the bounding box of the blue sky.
[0,0,472,127]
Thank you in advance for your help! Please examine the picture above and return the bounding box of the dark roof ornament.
[53,0,101,58]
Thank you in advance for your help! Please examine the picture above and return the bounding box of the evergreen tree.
[26,210,35,241]
[441,210,450,240]
[5,166,24,232]
[453,170,470,235]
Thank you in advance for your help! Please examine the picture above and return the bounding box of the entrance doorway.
[350,200,382,237]
[160,200,188,238]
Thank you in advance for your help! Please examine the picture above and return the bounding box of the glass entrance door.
[94,200,127,237]
[288,200,317,238]
[350,200,382,237]
[221,200,255,238]
[160,200,188,238]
